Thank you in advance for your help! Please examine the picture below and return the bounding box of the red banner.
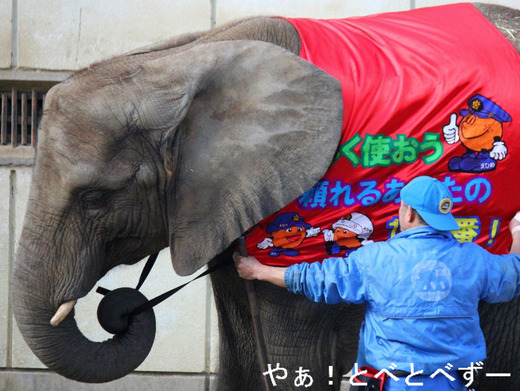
[245,4,520,266]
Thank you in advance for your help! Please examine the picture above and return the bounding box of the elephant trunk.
[12,235,156,383]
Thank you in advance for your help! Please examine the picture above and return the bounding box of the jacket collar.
[390,225,454,241]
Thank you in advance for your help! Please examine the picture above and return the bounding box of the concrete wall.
[0,0,519,390]
[2,0,517,73]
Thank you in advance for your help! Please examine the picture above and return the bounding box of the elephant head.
[12,40,343,382]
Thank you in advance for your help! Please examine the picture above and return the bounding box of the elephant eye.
[82,190,106,210]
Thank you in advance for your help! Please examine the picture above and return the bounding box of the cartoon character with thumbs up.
[443,94,512,173]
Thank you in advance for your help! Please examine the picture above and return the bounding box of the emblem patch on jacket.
[411,260,452,302]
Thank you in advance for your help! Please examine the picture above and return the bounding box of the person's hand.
[234,254,288,287]
[509,212,520,254]
[234,254,263,280]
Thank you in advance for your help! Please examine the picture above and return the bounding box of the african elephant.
[12,3,520,390]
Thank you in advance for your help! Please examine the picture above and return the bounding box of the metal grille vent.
[1,89,45,148]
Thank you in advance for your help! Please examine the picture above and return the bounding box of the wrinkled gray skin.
[12,4,520,390]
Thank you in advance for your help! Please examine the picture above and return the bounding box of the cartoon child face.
[459,113,502,152]
[334,228,362,248]
[271,226,307,248]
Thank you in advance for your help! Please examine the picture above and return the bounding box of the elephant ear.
[160,40,343,275]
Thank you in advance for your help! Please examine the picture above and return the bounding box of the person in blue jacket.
[235,176,520,391]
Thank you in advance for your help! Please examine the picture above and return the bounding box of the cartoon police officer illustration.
[323,213,374,256]
[257,212,320,257]
[443,94,512,173]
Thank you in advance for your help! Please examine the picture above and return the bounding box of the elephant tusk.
[50,300,77,327]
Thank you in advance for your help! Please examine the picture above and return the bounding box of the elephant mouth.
[101,238,145,275]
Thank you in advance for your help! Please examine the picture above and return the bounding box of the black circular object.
[97,287,153,335]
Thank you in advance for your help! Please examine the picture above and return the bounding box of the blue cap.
[460,94,512,124]
[400,176,459,231]
[266,212,311,234]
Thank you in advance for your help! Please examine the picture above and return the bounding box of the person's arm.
[509,212,520,254]
[234,253,366,304]
[481,212,520,303]
[234,255,287,287]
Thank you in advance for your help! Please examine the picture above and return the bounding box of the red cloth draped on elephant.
[245,3,520,266]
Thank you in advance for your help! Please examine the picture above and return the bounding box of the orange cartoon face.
[334,227,362,248]
[271,226,307,249]
[459,113,503,152]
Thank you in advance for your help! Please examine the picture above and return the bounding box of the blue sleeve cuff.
[284,264,300,293]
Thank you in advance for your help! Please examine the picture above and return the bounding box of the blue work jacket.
[284,226,520,375]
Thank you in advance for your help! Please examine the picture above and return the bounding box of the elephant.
[11,3,520,390]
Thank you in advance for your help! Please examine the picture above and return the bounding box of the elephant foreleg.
[210,261,364,390]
